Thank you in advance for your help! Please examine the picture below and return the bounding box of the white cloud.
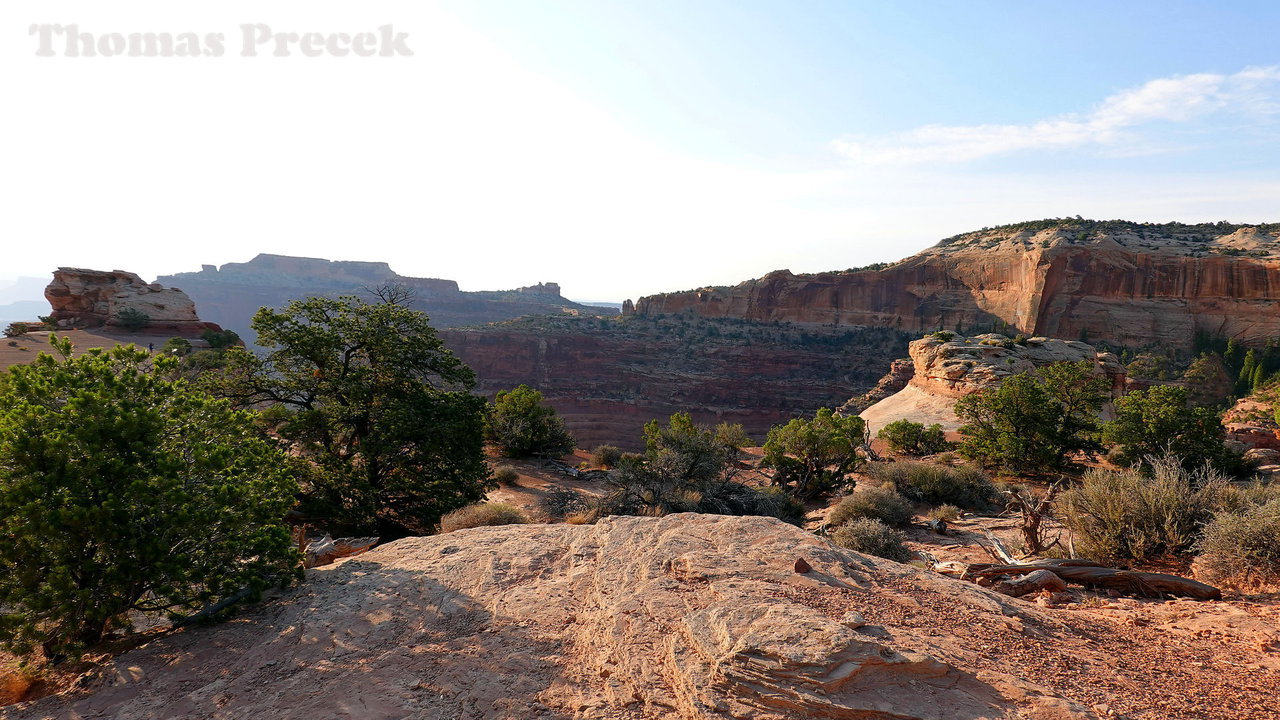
[833,66,1280,164]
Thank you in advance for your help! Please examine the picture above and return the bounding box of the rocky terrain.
[9,513,1278,720]
[44,268,222,337]
[441,315,911,449]
[858,333,1125,433]
[630,220,1280,351]
[158,254,616,345]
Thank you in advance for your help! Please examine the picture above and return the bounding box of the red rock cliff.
[630,222,1280,349]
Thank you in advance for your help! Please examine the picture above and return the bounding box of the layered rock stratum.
[629,220,1280,350]
[8,514,1109,719]
[157,254,615,345]
[440,316,910,449]
[44,268,221,336]
[858,333,1124,433]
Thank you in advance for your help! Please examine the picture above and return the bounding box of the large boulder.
[859,333,1124,433]
[44,268,221,336]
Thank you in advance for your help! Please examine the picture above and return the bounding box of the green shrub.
[200,328,241,349]
[877,419,952,456]
[114,308,150,332]
[864,461,996,510]
[831,519,912,562]
[486,385,576,458]
[761,408,865,499]
[3,323,28,338]
[591,444,623,468]
[1195,500,1280,586]
[929,331,956,342]
[829,486,913,527]
[0,337,299,661]
[1060,457,1230,563]
[1102,385,1234,473]
[439,502,529,532]
[161,337,192,357]
[494,465,519,485]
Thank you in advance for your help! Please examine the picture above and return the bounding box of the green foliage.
[593,414,802,524]
[114,308,150,332]
[160,337,192,357]
[200,328,241,349]
[1102,384,1233,472]
[3,323,28,338]
[0,336,299,661]
[760,408,865,499]
[712,422,752,451]
[208,289,491,536]
[877,419,952,456]
[438,502,528,532]
[864,461,996,510]
[1196,500,1280,586]
[486,385,576,458]
[1182,353,1233,408]
[590,444,623,468]
[929,330,956,342]
[830,519,912,562]
[955,361,1108,474]
[1060,457,1230,563]
[828,486,912,528]
[493,465,519,485]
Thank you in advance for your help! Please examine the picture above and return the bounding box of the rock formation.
[837,358,914,416]
[158,254,616,345]
[9,514,1102,719]
[44,268,221,336]
[629,220,1280,351]
[859,333,1124,433]
[440,316,911,449]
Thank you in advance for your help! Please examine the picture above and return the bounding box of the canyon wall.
[630,223,1280,350]
[441,316,910,449]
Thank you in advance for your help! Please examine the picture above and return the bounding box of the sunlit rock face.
[45,267,222,336]
[632,223,1280,351]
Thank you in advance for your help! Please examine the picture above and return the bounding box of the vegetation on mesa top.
[935,217,1280,248]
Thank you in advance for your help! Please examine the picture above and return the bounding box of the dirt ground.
[0,329,184,372]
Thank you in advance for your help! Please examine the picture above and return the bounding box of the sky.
[2,1,1280,305]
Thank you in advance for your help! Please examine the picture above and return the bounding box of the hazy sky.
[3,1,1280,304]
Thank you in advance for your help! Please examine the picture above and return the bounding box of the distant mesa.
[44,267,222,337]
[157,254,617,345]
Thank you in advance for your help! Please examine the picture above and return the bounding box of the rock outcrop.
[8,514,1100,719]
[157,254,616,345]
[44,268,221,336]
[629,220,1280,351]
[859,333,1124,433]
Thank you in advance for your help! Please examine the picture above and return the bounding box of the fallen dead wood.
[968,563,1222,601]
[305,535,379,569]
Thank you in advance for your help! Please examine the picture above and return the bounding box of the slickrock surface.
[8,514,1280,719]
[630,221,1280,350]
[44,268,221,336]
[859,333,1123,433]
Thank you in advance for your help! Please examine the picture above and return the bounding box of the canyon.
[629,220,1280,351]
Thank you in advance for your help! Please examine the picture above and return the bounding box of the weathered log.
[970,563,1221,600]
[993,569,1068,598]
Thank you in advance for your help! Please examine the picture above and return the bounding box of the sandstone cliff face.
[441,316,910,449]
[630,222,1280,350]
[158,254,616,345]
[9,514,1100,719]
[859,333,1124,433]
[45,268,220,336]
